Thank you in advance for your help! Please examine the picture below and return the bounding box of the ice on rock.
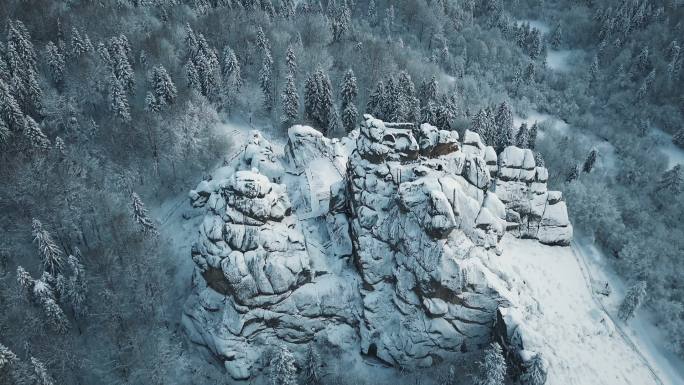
[183,116,573,380]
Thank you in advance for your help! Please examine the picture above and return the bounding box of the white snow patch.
[651,128,684,168]
[491,235,662,385]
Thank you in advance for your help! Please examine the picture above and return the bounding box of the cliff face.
[182,116,572,380]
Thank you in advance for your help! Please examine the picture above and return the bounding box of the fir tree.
[528,122,538,150]
[285,45,297,76]
[566,164,580,183]
[185,60,200,90]
[108,72,131,122]
[656,165,683,194]
[475,342,506,385]
[281,74,299,126]
[0,119,9,145]
[367,80,385,119]
[618,281,647,321]
[259,53,274,112]
[151,65,177,109]
[23,117,50,149]
[515,122,530,149]
[270,345,296,385]
[368,0,377,23]
[302,344,322,385]
[419,75,438,106]
[327,107,342,137]
[673,128,684,149]
[32,219,64,276]
[550,24,562,49]
[589,56,600,86]
[397,71,420,122]
[131,192,158,235]
[222,47,242,93]
[6,20,42,113]
[30,357,55,385]
[340,69,358,132]
[471,108,489,140]
[17,266,35,294]
[304,68,334,131]
[0,78,24,132]
[0,343,18,374]
[583,148,598,173]
[45,41,65,84]
[70,27,87,57]
[520,354,546,385]
[494,101,514,152]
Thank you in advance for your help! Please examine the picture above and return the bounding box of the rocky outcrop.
[494,307,549,381]
[183,134,359,379]
[182,117,572,381]
[339,116,514,367]
[495,147,573,245]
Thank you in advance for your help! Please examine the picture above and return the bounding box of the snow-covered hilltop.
[182,115,573,381]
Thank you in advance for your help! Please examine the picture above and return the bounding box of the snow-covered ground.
[546,49,584,72]
[573,237,684,385]
[516,19,550,34]
[493,235,664,385]
[651,128,684,168]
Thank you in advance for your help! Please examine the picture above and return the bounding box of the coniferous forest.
[0,1,683,385]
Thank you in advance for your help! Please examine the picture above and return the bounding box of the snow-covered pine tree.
[471,108,490,143]
[64,254,87,316]
[186,60,200,91]
[367,80,385,119]
[398,71,420,123]
[30,357,55,385]
[304,68,333,131]
[23,117,50,149]
[108,72,131,122]
[285,44,297,77]
[520,353,546,385]
[566,164,580,183]
[107,35,135,93]
[475,342,506,385]
[419,75,438,107]
[70,27,87,58]
[269,345,296,385]
[259,53,274,112]
[145,92,160,113]
[673,128,684,149]
[589,56,600,87]
[340,69,358,132]
[131,192,158,236]
[656,165,683,194]
[17,266,35,294]
[326,107,342,137]
[45,41,65,85]
[515,122,530,149]
[528,122,538,150]
[151,65,177,108]
[32,276,69,334]
[0,78,24,132]
[494,101,513,152]
[0,119,9,145]
[550,24,562,49]
[0,343,18,374]
[302,344,322,385]
[32,219,63,276]
[368,0,377,23]
[222,47,242,93]
[618,280,647,321]
[583,148,598,173]
[6,20,42,113]
[281,74,299,127]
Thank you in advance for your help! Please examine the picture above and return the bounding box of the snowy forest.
[0,1,683,385]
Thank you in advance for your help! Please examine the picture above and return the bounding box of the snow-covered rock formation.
[182,115,572,380]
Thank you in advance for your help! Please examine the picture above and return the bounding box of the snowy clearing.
[493,235,662,385]
[573,238,684,385]
[651,128,684,168]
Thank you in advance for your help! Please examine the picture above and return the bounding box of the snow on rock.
[183,115,574,381]
[495,146,573,245]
